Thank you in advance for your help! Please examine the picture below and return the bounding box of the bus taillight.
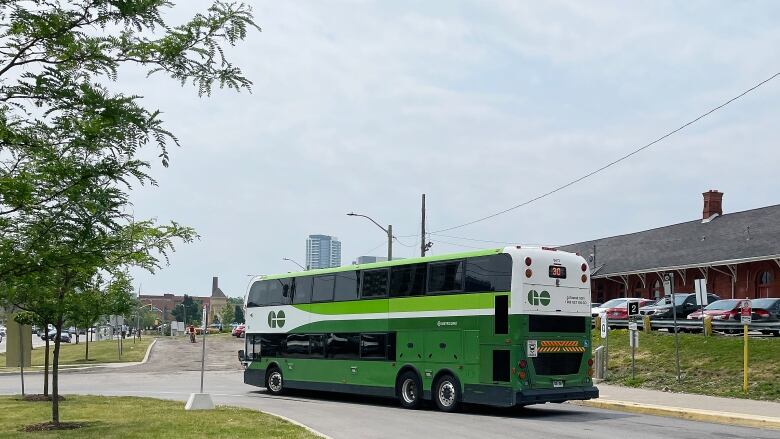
[525,257,532,266]
[581,263,587,272]
[519,359,527,369]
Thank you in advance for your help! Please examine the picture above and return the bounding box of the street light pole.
[347,212,393,261]
[282,257,306,270]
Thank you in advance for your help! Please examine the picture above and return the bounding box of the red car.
[687,299,743,320]
[603,298,654,320]
[232,323,246,338]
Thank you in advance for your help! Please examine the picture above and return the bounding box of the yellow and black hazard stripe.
[537,340,585,353]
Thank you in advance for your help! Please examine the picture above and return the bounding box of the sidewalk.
[572,383,780,430]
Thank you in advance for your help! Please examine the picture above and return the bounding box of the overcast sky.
[127,1,780,299]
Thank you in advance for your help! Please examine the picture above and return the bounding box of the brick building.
[139,276,229,323]
[562,191,780,303]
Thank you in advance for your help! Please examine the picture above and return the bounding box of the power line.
[430,233,519,245]
[429,239,484,249]
[424,72,780,234]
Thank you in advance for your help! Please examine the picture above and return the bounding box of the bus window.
[310,334,325,357]
[334,271,359,301]
[465,254,512,292]
[326,333,360,359]
[266,278,292,305]
[293,277,313,304]
[361,269,389,298]
[284,334,310,358]
[427,260,464,294]
[492,350,510,382]
[360,333,388,359]
[247,281,266,307]
[390,264,427,297]
[260,334,284,357]
[312,275,335,302]
[495,295,508,334]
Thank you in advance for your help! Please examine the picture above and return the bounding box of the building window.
[758,271,773,286]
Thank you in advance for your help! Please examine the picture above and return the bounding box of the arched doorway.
[651,279,662,300]
[756,271,774,298]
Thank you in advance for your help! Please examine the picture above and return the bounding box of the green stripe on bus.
[293,292,504,315]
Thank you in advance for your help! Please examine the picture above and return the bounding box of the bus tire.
[265,366,284,395]
[396,371,422,409]
[433,374,461,413]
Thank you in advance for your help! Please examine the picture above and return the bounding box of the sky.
[126,1,780,299]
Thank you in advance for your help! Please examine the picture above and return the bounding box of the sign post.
[600,315,609,379]
[695,279,708,336]
[663,273,681,382]
[628,301,639,379]
[741,299,751,394]
[185,303,214,411]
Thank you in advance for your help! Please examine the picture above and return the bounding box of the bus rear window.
[528,315,586,333]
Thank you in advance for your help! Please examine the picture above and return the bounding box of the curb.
[0,338,158,375]
[574,399,780,431]
[261,410,333,439]
[140,338,156,364]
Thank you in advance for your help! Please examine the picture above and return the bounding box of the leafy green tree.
[171,295,201,326]
[0,0,258,427]
[220,302,235,328]
[234,304,245,324]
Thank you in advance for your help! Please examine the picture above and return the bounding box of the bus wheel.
[433,374,461,413]
[396,371,422,409]
[265,367,284,395]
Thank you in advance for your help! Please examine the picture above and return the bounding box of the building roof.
[211,287,227,299]
[560,204,780,277]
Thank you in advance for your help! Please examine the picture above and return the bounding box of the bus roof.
[259,247,505,281]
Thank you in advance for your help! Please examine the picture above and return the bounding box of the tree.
[171,295,201,325]
[220,302,235,327]
[0,1,258,428]
[227,297,244,323]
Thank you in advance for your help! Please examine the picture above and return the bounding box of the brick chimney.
[702,190,723,220]
[212,276,218,295]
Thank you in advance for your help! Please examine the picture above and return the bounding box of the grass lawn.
[0,395,316,438]
[593,330,780,401]
[0,337,153,368]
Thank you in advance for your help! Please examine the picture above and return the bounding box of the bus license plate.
[553,380,564,388]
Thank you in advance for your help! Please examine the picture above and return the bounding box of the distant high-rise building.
[306,234,341,269]
[353,256,388,265]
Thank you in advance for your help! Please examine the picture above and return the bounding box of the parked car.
[603,298,655,321]
[592,298,628,318]
[640,293,721,319]
[749,298,780,336]
[232,323,246,338]
[0,325,6,337]
[686,299,744,321]
[45,330,72,343]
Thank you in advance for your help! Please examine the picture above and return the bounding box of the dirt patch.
[22,421,84,431]
[22,394,65,402]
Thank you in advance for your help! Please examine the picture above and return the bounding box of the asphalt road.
[1,336,777,439]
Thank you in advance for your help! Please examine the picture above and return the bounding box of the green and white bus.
[240,246,597,411]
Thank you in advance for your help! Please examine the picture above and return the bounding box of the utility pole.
[421,194,426,257]
[387,225,393,261]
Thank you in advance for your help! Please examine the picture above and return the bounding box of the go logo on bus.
[268,310,286,328]
[528,290,550,306]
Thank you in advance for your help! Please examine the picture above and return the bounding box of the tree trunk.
[44,330,49,397]
[51,319,62,425]
[85,334,89,361]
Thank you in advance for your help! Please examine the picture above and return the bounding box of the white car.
[591,298,629,318]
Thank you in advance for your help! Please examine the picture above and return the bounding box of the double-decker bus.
[240,246,597,411]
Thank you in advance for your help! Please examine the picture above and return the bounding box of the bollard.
[643,315,652,333]
[703,315,713,336]
[593,346,605,380]
[594,315,601,332]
